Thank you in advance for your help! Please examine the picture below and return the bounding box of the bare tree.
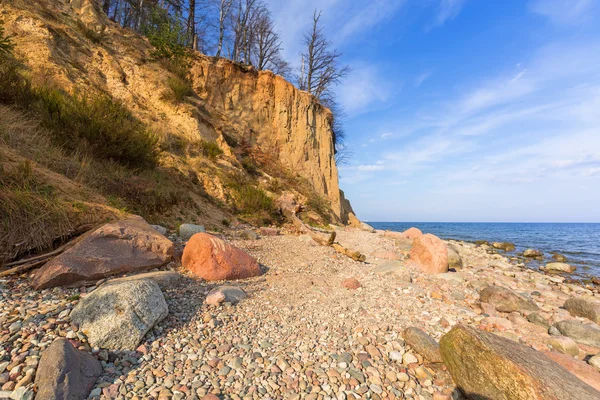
[215,0,233,57]
[298,10,349,101]
[252,11,285,71]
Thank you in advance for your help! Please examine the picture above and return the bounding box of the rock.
[402,227,423,239]
[182,233,262,281]
[8,388,33,400]
[259,227,279,236]
[492,242,516,251]
[201,395,220,400]
[32,216,174,289]
[545,262,576,273]
[479,285,540,313]
[527,313,550,329]
[342,278,361,290]
[544,351,600,392]
[564,297,600,324]
[150,224,168,236]
[546,336,580,357]
[359,222,376,233]
[238,230,259,240]
[589,354,600,372]
[447,245,463,270]
[369,250,402,261]
[409,234,449,274]
[373,262,411,282]
[552,253,568,262]
[179,224,206,240]
[524,249,543,257]
[205,286,247,306]
[394,237,413,252]
[107,271,186,291]
[70,279,168,350]
[440,325,600,400]
[403,327,442,363]
[34,338,102,400]
[475,240,489,246]
[554,320,600,348]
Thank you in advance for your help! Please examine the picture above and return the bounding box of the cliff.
[0,0,352,262]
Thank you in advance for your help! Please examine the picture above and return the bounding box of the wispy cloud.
[429,0,468,28]
[336,65,393,115]
[530,0,598,25]
[414,71,432,87]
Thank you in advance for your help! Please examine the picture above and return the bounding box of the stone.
[182,233,262,281]
[179,224,206,240]
[440,324,600,400]
[527,313,550,329]
[409,234,449,274]
[552,253,568,262]
[150,225,168,236]
[523,249,543,257]
[543,351,600,392]
[342,278,361,290]
[403,327,442,363]
[32,216,174,289]
[373,262,411,281]
[238,230,259,240]
[479,285,539,313]
[70,279,168,350]
[394,237,413,252]
[447,245,463,270]
[34,338,102,400]
[564,297,600,324]
[205,286,247,305]
[589,354,600,372]
[547,336,580,357]
[402,227,423,239]
[202,395,221,400]
[259,227,279,236]
[492,242,516,251]
[554,320,600,348]
[107,271,186,291]
[545,262,576,273]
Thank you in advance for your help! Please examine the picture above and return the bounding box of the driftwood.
[284,209,365,262]
[0,224,98,277]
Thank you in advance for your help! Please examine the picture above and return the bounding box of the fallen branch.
[0,259,48,278]
[332,243,367,262]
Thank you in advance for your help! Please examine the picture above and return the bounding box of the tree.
[298,10,349,102]
[215,0,233,57]
[252,11,288,74]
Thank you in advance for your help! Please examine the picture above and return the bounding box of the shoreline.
[2,225,600,398]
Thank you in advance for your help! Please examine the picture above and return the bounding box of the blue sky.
[267,0,600,222]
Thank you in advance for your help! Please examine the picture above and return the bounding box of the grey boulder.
[479,285,540,313]
[71,279,168,350]
[554,320,600,348]
[179,224,206,241]
[34,338,102,400]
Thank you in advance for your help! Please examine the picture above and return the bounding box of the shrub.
[0,52,32,106]
[35,89,159,168]
[201,140,223,160]
[237,185,274,215]
[241,157,258,175]
[141,6,188,61]
[163,75,193,103]
[306,193,333,224]
[76,20,104,44]
[0,22,13,55]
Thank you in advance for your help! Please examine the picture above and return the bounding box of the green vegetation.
[76,20,104,44]
[141,6,188,61]
[164,76,194,103]
[0,23,13,54]
[201,140,223,160]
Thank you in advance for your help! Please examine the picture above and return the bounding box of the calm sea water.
[369,222,600,278]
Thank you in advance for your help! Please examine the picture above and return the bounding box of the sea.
[369,222,600,278]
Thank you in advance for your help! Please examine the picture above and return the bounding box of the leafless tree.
[297,10,349,101]
[215,0,234,57]
[252,11,286,72]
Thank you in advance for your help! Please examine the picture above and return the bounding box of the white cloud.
[414,71,432,87]
[530,0,598,25]
[336,65,392,115]
[430,0,468,28]
[380,132,393,139]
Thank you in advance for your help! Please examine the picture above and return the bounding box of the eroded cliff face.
[0,0,350,223]
[189,58,345,221]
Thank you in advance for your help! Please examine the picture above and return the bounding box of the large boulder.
[409,234,448,274]
[106,271,186,291]
[543,351,600,392]
[182,233,261,281]
[523,249,543,257]
[32,216,174,289]
[545,262,576,273]
[552,253,568,262]
[403,327,442,363]
[554,320,600,348]
[440,325,600,400]
[179,224,206,241]
[395,237,414,252]
[34,338,102,400]
[479,285,540,313]
[402,227,423,239]
[564,297,600,324]
[70,279,168,350]
[447,244,463,270]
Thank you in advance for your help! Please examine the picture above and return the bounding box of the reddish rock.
[544,351,600,392]
[32,216,174,289]
[409,234,448,274]
[370,250,402,260]
[260,227,279,236]
[342,278,361,289]
[202,395,221,400]
[402,227,423,239]
[182,233,261,281]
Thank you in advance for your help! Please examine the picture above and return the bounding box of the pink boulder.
[182,233,261,281]
[544,351,600,392]
[402,227,423,239]
[32,216,174,290]
[342,278,361,289]
[409,233,448,274]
